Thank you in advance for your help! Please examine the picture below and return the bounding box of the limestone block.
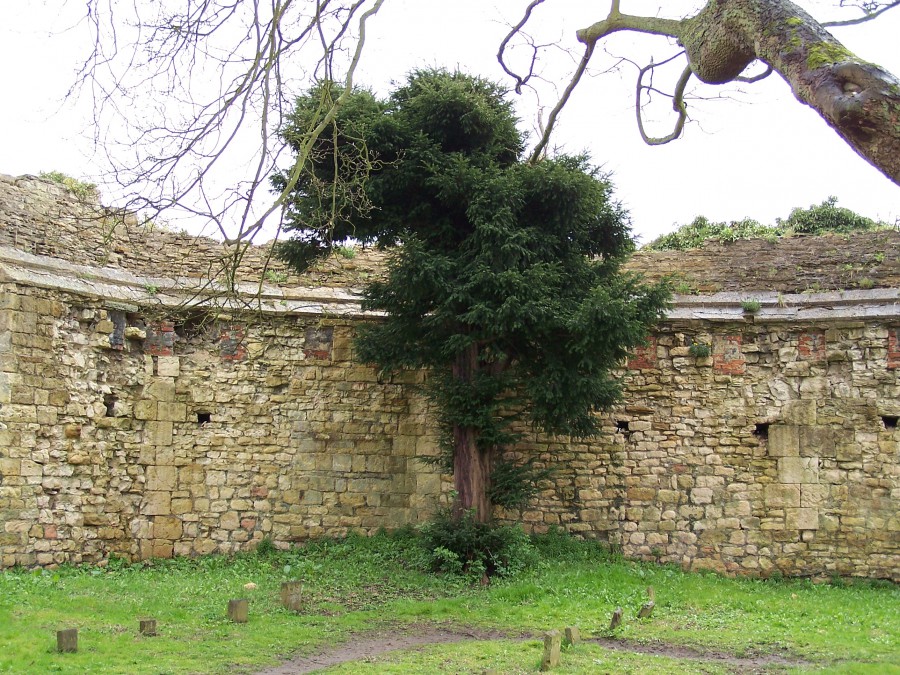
[145,380,176,402]
[20,460,42,477]
[778,457,819,484]
[146,466,177,492]
[763,484,801,508]
[800,426,835,458]
[143,491,172,516]
[157,402,186,422]
[332,454,352,472]
[690,488,713,505]
[783,400,816,426]
[786,507,819,530]
[220,511,240,530]
[145,421,173,446]
[152,516,183,540]
[799,377,828,398]
[134,400,158,420]
[627,487,656,501]
[768,425,799,457]
[156,356,180,378]
[0,459,21,476]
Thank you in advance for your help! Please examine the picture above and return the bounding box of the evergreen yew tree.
[278,70,669,522]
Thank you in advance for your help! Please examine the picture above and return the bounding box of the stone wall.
[0,275,441,566]
[1,176,898,579]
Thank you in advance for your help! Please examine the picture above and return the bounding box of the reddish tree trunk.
[451,343,492,523]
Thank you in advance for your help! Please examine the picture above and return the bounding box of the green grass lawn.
[0,530,897,674]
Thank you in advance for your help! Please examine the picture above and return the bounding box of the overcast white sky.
[1,1,898,245]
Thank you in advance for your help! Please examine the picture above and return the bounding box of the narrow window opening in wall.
[151,355,159,376]
[754,423,770,439]
[197,412,211,425]
[616,420,630,433]
[882,415,898,430]
[103,394,117,417]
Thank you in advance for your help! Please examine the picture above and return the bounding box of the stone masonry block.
[156,356,180,378]
[0,459,21,476]
[146,421,173,446]
[768,425,799,457]
[143,491,172,516]
[799,426,834,458]
[152,516,183,540]
[778,457,819,484]
[146,466,177,492]
[786,507,819,530]
[145,380,176,402]
[134,400,158,420]
[783,400,816,426]
[764,484,801,508]
[157,402,186,422]
[801,484,829,508]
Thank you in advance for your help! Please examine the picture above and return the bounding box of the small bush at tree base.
[420,509,536,579]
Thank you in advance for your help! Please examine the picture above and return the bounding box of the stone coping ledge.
[0,245,370,318]
[1,244,898,322]
[670,289,900,322]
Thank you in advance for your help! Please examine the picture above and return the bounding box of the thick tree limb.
[563,0,900,186]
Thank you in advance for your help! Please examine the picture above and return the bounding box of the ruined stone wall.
[0,273,442,567]
[497,320,899,580]
[0,176,898,579]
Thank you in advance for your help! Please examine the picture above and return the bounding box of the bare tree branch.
[735,63,774,83]
[824,0,900,26]
[497,0,547,94]
[528,42,595,163]
[636,62,691,146]
[70,0,387,264]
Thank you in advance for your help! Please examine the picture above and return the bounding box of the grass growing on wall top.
[1,529,897,674]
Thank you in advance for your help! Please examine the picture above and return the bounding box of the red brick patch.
[628,337,657,370]
[714,335,745,375]
[798,331,826,361]
[220,325,247,362]
[889,328,900,370]
[146,320,175,356]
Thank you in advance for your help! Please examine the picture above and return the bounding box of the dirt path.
[255,624,813,674]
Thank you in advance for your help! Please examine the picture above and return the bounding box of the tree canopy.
[277,70,669,521]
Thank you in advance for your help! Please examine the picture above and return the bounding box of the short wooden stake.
[609,607,623,631]
[139,619,157,636]
[638,600,655,619]
[57,628,78,653]
[647,585,656,602]
[280,581,304,612]
[564,626,580,646]
[228,598,249,623]
[540,629,561,671]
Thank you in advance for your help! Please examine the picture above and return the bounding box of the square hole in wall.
[753,422,770,439]
[882,415,898,430]
[616,420,630,433]
[197,412,211,425]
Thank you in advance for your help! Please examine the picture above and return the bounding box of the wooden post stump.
[228,599,249,623]
[540,630,561,671]
[139,619,157,636]
[280,581,304,612]
[638,600,655,619]
[564,626,580,646]
[609,607,623,631]
[57,628,78,653]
